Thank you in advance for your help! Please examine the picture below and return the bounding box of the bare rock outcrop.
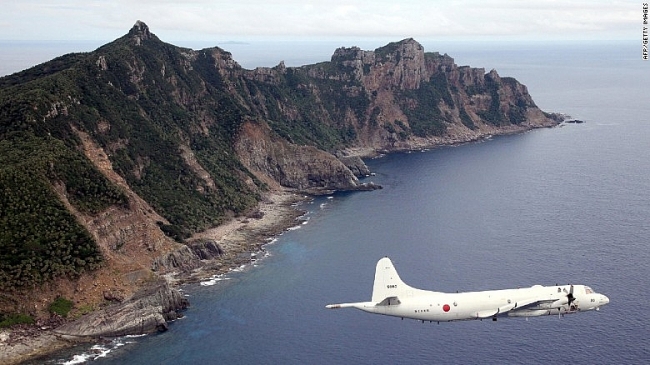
[235,121,378,194]
[151,246,203,273]
[188,240,224,260]
[338,155,372,178]
[54,281,188,338]
[151,240,224,273]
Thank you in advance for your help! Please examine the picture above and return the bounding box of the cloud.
[0,0,638,41]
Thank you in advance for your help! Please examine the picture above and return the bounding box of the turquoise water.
[15,40,650,364]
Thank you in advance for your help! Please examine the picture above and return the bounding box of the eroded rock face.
[130,20,155,46]
[235,121,368,193]
[188,240,224,260]
[151,240,224,273]
[151,246,202,273]
[297,38,557,150]
[55,281,188,338]
[338,156,372,178]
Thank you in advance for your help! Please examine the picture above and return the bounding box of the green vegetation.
[0,26,537,294]
[400,73,454,137]
[0,313,35,328]
[75,303,95,317]
[239,64,367,151]
[476,73,506,126]
[475,75,531,126]
[375,40,404,62]
[502,77,530,125]
[459,107,476,130]
[49,296,74,317]
[0,134,109,290]
[0,29,263,291]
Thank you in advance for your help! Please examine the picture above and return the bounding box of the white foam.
[231,264,247,272]
[59,353,92,365]
[200,275,230,286]
[91,344,111,358]
[58,343,115,364]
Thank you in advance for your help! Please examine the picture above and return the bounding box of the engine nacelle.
[508,309,552,317]
[549,296,569,309]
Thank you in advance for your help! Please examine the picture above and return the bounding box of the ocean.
[5,39,649,364]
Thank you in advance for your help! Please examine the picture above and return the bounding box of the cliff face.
[226,38,556,160]
[0,22,559,331]
[235,121,376,194]
[294,38,553,151]
[54,280,189,338]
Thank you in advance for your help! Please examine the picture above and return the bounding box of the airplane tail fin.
[371,257,419,303]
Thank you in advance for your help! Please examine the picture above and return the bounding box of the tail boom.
[325,302,377,311]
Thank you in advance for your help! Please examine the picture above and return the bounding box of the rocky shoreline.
[0,191,308,365]
[0,121,563,364]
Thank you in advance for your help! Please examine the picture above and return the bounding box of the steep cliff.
[276,38,554,152]
[235,120,380,194]
[0,21,559,333]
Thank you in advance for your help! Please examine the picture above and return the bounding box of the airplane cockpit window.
[585,286,594,294]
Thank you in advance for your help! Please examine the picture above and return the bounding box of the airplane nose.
[600,294,610,305]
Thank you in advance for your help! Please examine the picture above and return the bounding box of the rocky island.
[0,21,560,363]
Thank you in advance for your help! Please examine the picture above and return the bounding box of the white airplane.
[326,257,609,322]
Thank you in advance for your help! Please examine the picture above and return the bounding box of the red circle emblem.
[443,304,451,312]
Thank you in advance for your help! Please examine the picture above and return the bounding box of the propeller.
[559,284,575,318]
[567,285,575,308]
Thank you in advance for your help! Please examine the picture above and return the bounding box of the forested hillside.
[0,21,558,312]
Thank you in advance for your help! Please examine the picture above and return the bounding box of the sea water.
[8,40,650,364]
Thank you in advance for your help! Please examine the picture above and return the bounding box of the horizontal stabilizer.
[376,296,401,306]
[325,302,375,309]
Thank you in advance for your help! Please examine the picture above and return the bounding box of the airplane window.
[585,286,594,294]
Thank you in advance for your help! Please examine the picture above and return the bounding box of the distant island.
[0,20,561,363]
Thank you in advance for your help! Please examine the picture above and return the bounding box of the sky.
[0,0,640,43]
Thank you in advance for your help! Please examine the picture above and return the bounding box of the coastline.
[0,122,561,364]
[0,329,77,365]
[181,190,308,283]
[0,190,308,365]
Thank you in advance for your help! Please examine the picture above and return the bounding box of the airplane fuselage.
[326,258,609,322]
[336,284,608,322]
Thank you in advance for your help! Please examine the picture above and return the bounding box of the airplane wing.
[511,298,558,310]
[476,298,558,319]
[475,301,519,319]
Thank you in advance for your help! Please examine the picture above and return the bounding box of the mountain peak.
[131,20,150,36]
[129,20,153,45]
